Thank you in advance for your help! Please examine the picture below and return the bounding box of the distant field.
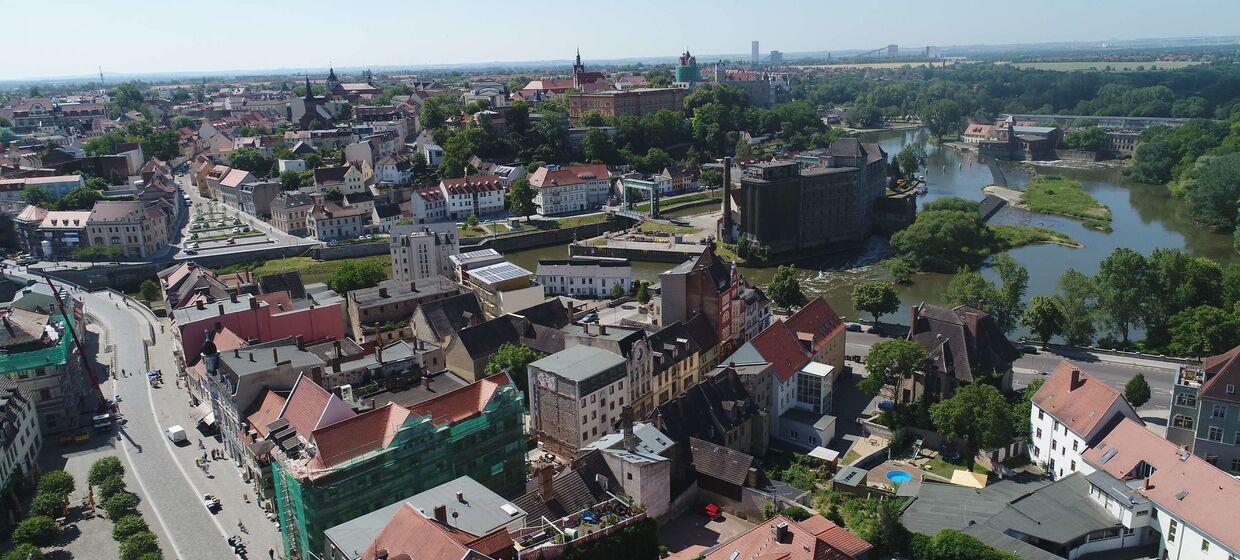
[1006,61,1205,71]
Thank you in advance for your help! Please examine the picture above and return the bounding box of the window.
[1212,404,1227,419]
[1206,455,1218,466]
[1209,426,1224,442]
[1173,414,1195,429]
[1038,410,1044,420]
[1071,460,1076,471]
[1168,520,1178,542]
[626,472,632,480]
[1032,446,1040,458]
[1036,428,1042,439]
[1073,440,1078,451]
[1052,440,1057,450]
[1232,458,1240,473]
[1202,540,1210,553]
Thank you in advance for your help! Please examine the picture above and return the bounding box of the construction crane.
[847,46,891,59]
[41,274,109,413]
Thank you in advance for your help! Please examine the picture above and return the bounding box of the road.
[12,269,280,559]
[843,331,1180,414]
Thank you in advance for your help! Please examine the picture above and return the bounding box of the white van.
[166,425,187,444]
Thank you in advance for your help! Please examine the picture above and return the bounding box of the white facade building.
[1030,362,1140,480]
[529,164,611,216]
[0,379,40,493]
[527,345,629,454]
[536,256,632,299]
[389,223,459,284]
[439,176,505,220]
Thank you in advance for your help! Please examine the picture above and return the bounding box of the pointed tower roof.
[304,75,314,101]
[327,66,338,81]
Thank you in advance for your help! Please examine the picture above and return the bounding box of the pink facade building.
[173,294,344,361]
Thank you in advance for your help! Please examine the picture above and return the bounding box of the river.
[504,127,1237,330]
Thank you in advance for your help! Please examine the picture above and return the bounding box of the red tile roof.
[440,175,503,195]
[784,297,844,356]
[1083,418,1240,552]
[1032,361,1135,439]
[1200,344,1240,403]
[361,503,474,560]
[408,372,511,425]
[528,164,610,190]
[280,375,340,437]
[704,514,871,560]
[312,403,410,468]
[750,320,811,382]
[246,389,288,438]
[417,186,444,202]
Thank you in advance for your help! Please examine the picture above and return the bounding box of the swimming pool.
[886,470,912,484]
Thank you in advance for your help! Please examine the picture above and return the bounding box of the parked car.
[1018,344,1038,354]
[15,256,37,266]
[845,322,863,332]
[878,400,896,412]
[166,425,187,444]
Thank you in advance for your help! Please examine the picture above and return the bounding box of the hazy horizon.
[2,0,1238,81]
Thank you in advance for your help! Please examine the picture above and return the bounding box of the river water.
[504,128,1236,328]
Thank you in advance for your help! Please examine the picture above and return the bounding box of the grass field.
[1020,176,1112,223]
[1007,61,1204,72]
[992,225,1081,249]
[215,255,392,285]
[637,221,698,235]
[795,61,973,70]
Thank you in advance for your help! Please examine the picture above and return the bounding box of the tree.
[28,492,66,518]
[465,213,480,229]
[1,544,43,560]
[992,254,1029,334]
[1125,136,1175,184]
[1167,305,1240,356]
[138,279,160,303]
[610,282,626,299]
[56,186,105,210]
[1141,249,1223,347]
[1064,126,1107,151]
[699,169,722,188]
[304,153,324,170]
[883,257,914,285]
[485,343,544,399]
[925,529,1021,560]
[636,281,650,304]
[112,515,151,542]
[328,260,386,294]
[922,99,963,139]
[36,470,75,497]
[1124,374,1151,408]
[506,178,537,220]
[89,456,125,486]
[278,169,304,190]
[889,209,994,272]
[767,265,806,309]
[1186,153,1240,229]
[104,491,139,520]
[118,532,160,560]
[894,144,926,178]
[845,103,883,128]
[109,82,146,118]
[930,383,1012,471]
[581,128,618,163]
[96,474,126,502]
[942,268,1000,314]
[851,280,900,324]
[859,339,928,402]
[1021,296,1064,346]
[139,129,180,161]
[228,147,272,177]
[170,115,196,129]
[11,516,59,546]
[579,110,608,127]
[20,186,55,209]
[419,97,450,131]
[1095,248,1148,347]
[1013,379,1045,442]
[324,187,344,202]
[1055,268,1097,346]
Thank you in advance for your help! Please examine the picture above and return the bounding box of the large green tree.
[1141,249,1223,347]
[1186,153,1240,228]
[992,254,1029,334]
[1055,268,1098,346]
[1021,296,1064,346]
[1095,248,1148,347]
[328,261,386,294]
[890,208,994,272]
[485,342,544,399]
[1167,305,1240,356]
[930,383,1012,471]
[859,339,928,403]
[922,99,963,139]
[506,177,537,220]
[1124,374,1152,408]
[851,280,900,324]
[767,265,806,309]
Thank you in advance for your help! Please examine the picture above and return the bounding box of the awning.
[202,410,216,426]
[950,469,988,489]
[192,403,212,423]
[808,446,839,463]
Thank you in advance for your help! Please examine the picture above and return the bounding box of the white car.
[166,425,187,444]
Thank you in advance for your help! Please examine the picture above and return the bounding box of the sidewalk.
[145,319,283,557]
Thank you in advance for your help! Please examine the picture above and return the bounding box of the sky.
[2,0,1238,80]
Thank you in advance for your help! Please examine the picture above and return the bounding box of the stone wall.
[313,241,388,260]
[460,217,632,253]
[1056,149,1100,161]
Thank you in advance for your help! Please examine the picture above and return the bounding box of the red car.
[701,503,722,521]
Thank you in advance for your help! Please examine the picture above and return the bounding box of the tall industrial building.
[887,44,899,57]
[751,41,760,65]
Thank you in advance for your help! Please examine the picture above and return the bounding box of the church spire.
[304,74,313,101]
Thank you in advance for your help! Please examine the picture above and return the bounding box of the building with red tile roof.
[1030,361,1140,480]
[528,164,611,216]
[437,176,505,220]
[1168,344,1240,472]
[358,503,506,560]
[269,373,526,559]
[703,514,871,560]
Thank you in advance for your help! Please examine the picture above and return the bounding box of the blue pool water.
[886,470,912,484]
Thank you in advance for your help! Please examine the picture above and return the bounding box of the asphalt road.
[843,331,1180,413]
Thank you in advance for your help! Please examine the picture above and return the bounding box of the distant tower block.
[751,41,760,65]
[887,44,899,57]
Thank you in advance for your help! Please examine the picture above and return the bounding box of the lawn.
[637,221,698,235]
[215,255,392,285]
[922,456,990,480]
[457,225,488,237]
[1009,61,1204,72]
[634,191,721,213]
[1019,176,1112,223]
[534,214,607,229]
[991,225,1081,249]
